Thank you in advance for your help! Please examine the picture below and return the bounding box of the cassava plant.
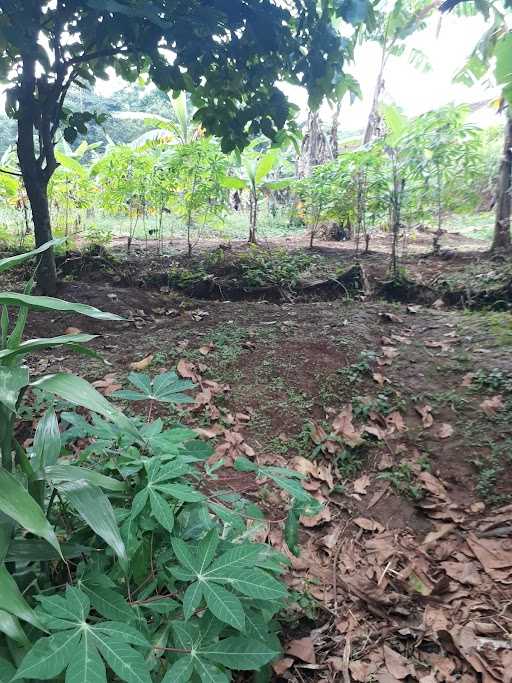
[0,240,318,681]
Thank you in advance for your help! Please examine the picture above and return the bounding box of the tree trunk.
[17,54,57,295]
[249,192,257,243]
[491,112,512,254]
[330,102,341,158]
[363,48,386,145]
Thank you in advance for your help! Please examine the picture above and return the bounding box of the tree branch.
[0,168,22,177]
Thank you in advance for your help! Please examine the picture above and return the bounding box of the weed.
[352,390,405,419]
[472,368,512,394]
[337,351,376,385]
[378,462,423,500]
[336,446,366,479]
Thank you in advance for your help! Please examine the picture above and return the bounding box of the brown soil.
[7,232,512,682]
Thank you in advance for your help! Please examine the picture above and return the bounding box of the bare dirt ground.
[8,227,512,682]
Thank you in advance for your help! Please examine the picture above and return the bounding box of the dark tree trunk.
[17,53,57,295]
[491,112,512,254]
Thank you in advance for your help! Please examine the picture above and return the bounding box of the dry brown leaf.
[300,506,332,528]
[198,342,215,356]
[373,372,386,386]
[378,452,393,470]
[92,373,122,396]
[407,304,421,313]
[415,404,434,428]
[436,422,454,439]
[272,658,294,676]
[381,312,403,323]
[286,637,316,664]
[353,474,371,495]
[466,533,512,582]
[418,471,450,500]
[349,660,380,682]
[383,645,415,679]
[64,326,82,335]
[386,411,407,433]
[176,359,199,381]
[461,372,476,387]
[332,405,364,447]
[353,517,385,532]
[382,346,399,360]
[480,395,505,416]
[129,354,154,371]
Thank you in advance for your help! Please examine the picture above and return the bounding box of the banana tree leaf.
[58,481,127,562]
[0,366,29,413]
[255,150,279,184]
[0,564,44,630]
[6,539,92,562]
[0,240,63,275]
[0,293,123,321]
[220,175,246,190]
[0,469,60,554]
[54,150,87,177]
[44,464,125,491]
[262,177,295,191]
[31,373,140,441]
[0,334,97,362]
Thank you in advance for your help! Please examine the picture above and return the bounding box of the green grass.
[442,211,493,242]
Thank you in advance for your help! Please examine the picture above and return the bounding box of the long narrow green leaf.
[33,409,60,469]
[0,609,29,645]
[66,631,106,683]
[0,469,60,554]
[15,630,80,679]
[32,373,140,440]
[0,240,63,275]
[0,367,29,413]
[0,564,44,630]
[0,334,96,362]
[0,293,123,320]
[58,481,127,561]
[44,465,125,491]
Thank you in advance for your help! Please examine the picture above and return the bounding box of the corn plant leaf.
[161,656,194,683]
[32,373,139,440]
[202,583,245,631]
[6,539,91,562]
[0,366,29,413]
[200,636,280,670]
[0,240,63,275]
[0,469,60,554]
[58,481,126,561]
[0,609,29,645]
[0,564,43,630]
[44,465,125,491]
[0,293,122,320]
[0,334,96,362]
[33,409,60,469]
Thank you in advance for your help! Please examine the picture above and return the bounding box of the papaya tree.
[0,0,369,294]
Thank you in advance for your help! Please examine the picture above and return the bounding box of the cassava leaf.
[203,583,245,631]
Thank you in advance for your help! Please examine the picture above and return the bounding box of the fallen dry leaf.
[381,311,403,323]
[176,359,200,381]
[353,474,371,495]
[286,637,316,664]
[436,422,454,439]
[129,354,154,371]
[383,645,415,679]
[332,405,364,447]
[64,326,82,335]
[353,517,384,532]
[415,404,434,428]
[480,395,505,416]
[92,373,122,396]
[386,411,407,433]
[461,372,475,387]
[272,658,294,676]
[373,372,386,386]
[198,342,215,356]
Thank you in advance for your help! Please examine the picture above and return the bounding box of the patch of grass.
[471,439,512,504]
[472,368,512,394]
[205,324,249,366]
[335,446,366,479]
[428,389,469,411]
[336,351,376,385]
[352,390,405,420]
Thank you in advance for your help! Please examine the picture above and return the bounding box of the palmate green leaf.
[0,240,63,275]
[58,481,126,561]
[0,565,43,630]
[65,631,106,683]
[114,371,195,404]
[196,530,220,572]
[91,634,152,683]
[92,622,149,648]
[80,584,134,622]
[218,568,287,600]
[0,293,122,321]
[15,629,80,679]
[149,489,175,532]
[161,656,194,683]
[0,469,60,553]
[200,636,280,670]
[172,537,201,574]
[194,659,230,683]
[183,581,203,620]
[44,464,125,491]
[131,488,149,518]
[155,482,204,502]
[0,367,29,413]
[203,583,244,631]
[205,544,266,578]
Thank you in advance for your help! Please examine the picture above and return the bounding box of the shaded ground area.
[5,225,512,682]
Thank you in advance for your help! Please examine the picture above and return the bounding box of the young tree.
[443,0,512,251]
[0,0,366,294]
